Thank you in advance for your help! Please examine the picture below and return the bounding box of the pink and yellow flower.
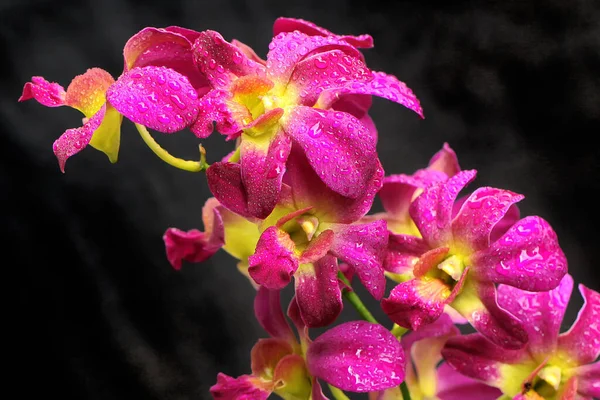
[442,274,599,400]
[381,169,568,349]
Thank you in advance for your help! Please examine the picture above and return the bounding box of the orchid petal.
[294,256,342,327]
[190,89,246,138]
[248,226,298,290]
[254,287,295,343]
[326,220,388,300]
[307,321,405,392]
[436,362,503,400]
[272,354,312,400]
[299,229,334,264]
[452,187,524,252]
[490,203,520,243]
[451,280,528,349]
[283,105,378,199]
[333,94,373,120]
[192,30,265,89]
[62,68,114,117]
[311,378,330,400]
[410,170,477,248]
[428,143,461,177]
[469,216,568,291]
[107,66,200,133]
[384,234,429,275]
[231,39,266,65]
[210,373,272,400]
[574,362,600,398]
[88,103,122,163]
[558,284,600,365]
[19,76,66,107]
[273,17,374,48]
[251,338,294,379]
[287,296,308,344]
[53,104,106,172]
[206,162,252,218]
[496,274,573,357]
[400,313,458,352]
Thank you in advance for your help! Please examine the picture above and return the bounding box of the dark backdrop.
[3,0,599,399]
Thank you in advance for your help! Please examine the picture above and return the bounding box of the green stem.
[337,272,378,324]
[135,123,209,172]
[400,381,412,400]
[328,384,351,400]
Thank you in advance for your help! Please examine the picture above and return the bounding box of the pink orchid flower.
[186,19,422,219]
[442,274,599,400]
[166,148,387,327]
[381,169,568,349]
[371,314,502,400]
[210,287,406,399]
[20,26,214,171]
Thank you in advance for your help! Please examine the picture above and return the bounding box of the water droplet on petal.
[168,80,181,91]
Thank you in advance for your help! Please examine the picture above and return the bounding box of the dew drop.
[168,80,181,91]
[170,94,187,110]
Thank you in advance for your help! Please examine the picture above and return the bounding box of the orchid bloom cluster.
[21,17,598,400]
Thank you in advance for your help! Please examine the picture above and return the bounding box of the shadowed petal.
[497,274,573,357]
[273,17,374,48]
[251,338,294,379]
[326,220,388,300]
[307,321,405,392]
[558,284,600,365]
[469,216,568,291]
[254,287,295,343]
[88,104,122,163]
[294,256,342,328]
[428,143,461,177]
[248,226,299,290]
[231,39,266,65]
[272,354,312,399]
[190,89,246,138]
[384,234,429,275]
[574,362,600,398]
[283,106,378,199]
[311,378,330,400]
[210,373,272,400]
[206,162,252,218]
[436,362,504,400]
[19,76,66,107]
[452,187,524,252]
[107,66,200,133]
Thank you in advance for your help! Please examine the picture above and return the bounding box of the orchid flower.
[210,287,406,399]
[442,274,599,400]
[381,169,568,349]
[371,314,502,400]
[186,18,422,219]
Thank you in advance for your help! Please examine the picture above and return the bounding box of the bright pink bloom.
[191,18,422,218]
[211,288,405,399]
[381,170,568,349]
[442,274,600,399]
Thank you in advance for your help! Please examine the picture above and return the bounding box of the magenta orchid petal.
[106,66,200,133]
[294,255,342,328]
[428,143,461,177]
[19,76,66,107]
[436,362,503,400]
[441,333,529,385]
[283,105,378,199]
[496,274,573,356]
[299,229,334,264]
[469,215,568,291]
[410,170,477,248]
[307,321,405,392]
[52,104,106,172]
[287,296,308,343]
[400,313,459,353]
[206,162,255,219]
[327,220,388,300]
[248,226,299,290]
[451,187,524,252]
[190,89,246,138]
[240,131,292,219]
[575,362,600,398]
[231,39,267,65]
[210,373,271,400]
[333,93,373,121]
[384,233,429,274]
[273,17,374,48]
[558,284,600,365]
[489,203,520,243]
[315,70,424,118]
[311,378,330,400]
[254,287,295,343]
[192,30,265,89]
[251,338,294,378]
[163,228,222,270]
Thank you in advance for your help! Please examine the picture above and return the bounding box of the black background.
[3,0,599,399]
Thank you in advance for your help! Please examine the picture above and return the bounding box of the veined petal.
[88,103,122,163]
[384,234,428,275]
[19,76,66,107]
[410,170,477,248]
[273,17,374,48]
[240,130,291,219]
[450,279,528,349]
[469,216,568,291]
[306,321,405,392]
[107,66,200,133]
[497,275,573,358]
[436,362,504,400]
[272,354,312,400]
[254,287,295,343]
[282,106,378,199]
[248,226,299,290]
[192,30,265,89]
[210,373,272,400]
[299,229,334,264]
[428,143,461,177]
[206,162,252,218]
[574,362,600,398]
[558,284,600,365]
[451,187,524,252]
[325,220,388,300]
[294,256,342,328]
[65,68,115,117]
[53,104,106,172]
[251,338,294,379]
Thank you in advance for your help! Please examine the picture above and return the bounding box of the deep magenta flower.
[210,287,406,399]
[381,170,568,349]
[188,19,422,218]
[442,274,599,400]
[370,314,502,400]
